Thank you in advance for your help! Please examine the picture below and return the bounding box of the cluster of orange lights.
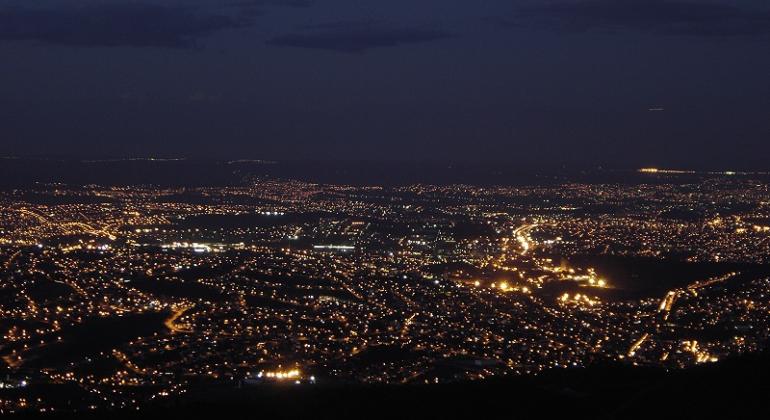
[473,281,530,294]
[559,293,599,306]
[258,369,301,380]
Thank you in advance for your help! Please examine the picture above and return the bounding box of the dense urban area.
[2,169,770,414]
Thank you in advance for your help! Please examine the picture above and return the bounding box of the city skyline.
[2,167,770,417]
[3,1,770,418]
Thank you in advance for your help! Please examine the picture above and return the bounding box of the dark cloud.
[498,0,770,37]
[0,3,249,48]
[226,0,313,17]
[267,21,452,53]
[229,0,314,8]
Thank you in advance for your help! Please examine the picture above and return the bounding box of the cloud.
[226,0,313,17]
[0,3,250,48]
[497,0,770,37]
[229,0,314,8]
[267,21,452,53]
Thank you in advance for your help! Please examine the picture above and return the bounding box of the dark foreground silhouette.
[9,350,768,420]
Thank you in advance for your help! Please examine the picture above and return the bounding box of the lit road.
[627,333,650,357]
[165,305,195,333]
[513,223,539,255]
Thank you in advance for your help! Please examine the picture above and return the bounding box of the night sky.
[2,0,769,169]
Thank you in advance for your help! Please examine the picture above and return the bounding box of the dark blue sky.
[1,0,769,169]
